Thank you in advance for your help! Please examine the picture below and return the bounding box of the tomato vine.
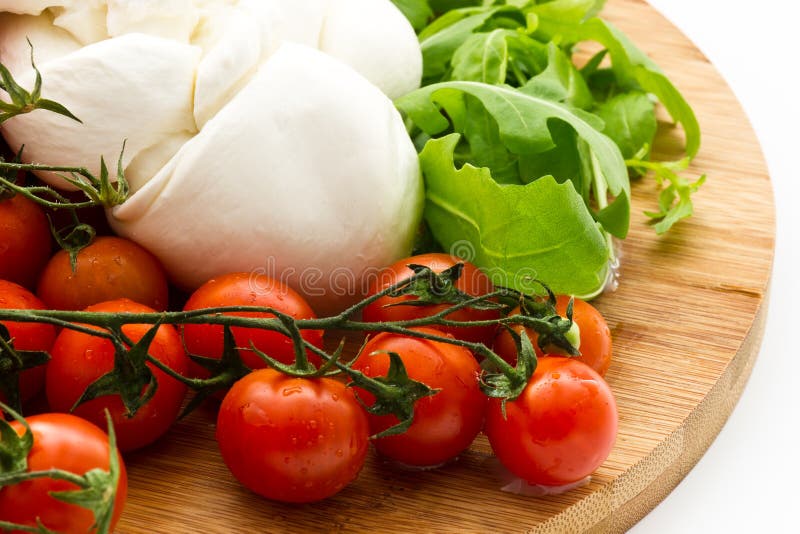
[0,264,579,437]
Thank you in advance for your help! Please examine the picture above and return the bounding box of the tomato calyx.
[384,263,503,311]
[0,403,33,474]
[50,216,97,272]
[173,326,252,417]
[347,350,439,439]
[0,40,81,126]
[73,324,160,418]
[512,297,581,357]
[0,325,51,413]
[0,405,122,534]
[480,329,537,411]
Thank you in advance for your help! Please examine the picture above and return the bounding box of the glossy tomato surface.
[0,280,57,403]
[494,296,613,376]
[216,369,369,503]
[36,236,169,311]
[183,272,323,375]
[351,327,486,467]
[362,253,499,345]
[485,357,617,486]
[46,299,189,451]
[0,194,51,289]
[0,413,127,533]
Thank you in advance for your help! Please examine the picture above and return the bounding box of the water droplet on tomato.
[282,385,302,396]
[336,449,344,457]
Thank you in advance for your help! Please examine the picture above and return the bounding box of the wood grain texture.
[115,0,775,532]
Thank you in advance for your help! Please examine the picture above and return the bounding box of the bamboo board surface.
[115,1,776,532]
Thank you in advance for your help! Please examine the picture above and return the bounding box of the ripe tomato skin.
[0,280,57,403]
[351,327,487,467]
[362,253,500,345]
[485,357,617,486]
[494,296,613,376]
[182,272,323,376]
[36,236,169,311]
[0,194,52,289]
[45,299,189,451]
[0,413,128,533]
[216,369,369,503]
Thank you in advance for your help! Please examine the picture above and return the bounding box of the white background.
[630,1,800,532]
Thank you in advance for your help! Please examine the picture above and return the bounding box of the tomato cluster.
[0,192,619,530]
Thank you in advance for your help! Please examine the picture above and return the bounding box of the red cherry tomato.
[494,296,613,376]
[0,280,57,403]
[0,413,128,533]
[183,272,324,376]
[351,327,486,467]
[45,299,189,451]
[362,253,500,345]
[216,369,369,503]
[0,194,51,289]
[485,357,617,486]
[36,236,169,311]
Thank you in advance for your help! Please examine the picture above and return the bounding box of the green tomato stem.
[0,467,90,489]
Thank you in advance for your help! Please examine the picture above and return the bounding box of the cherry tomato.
[351,327,486,467]
[0,280,57,403]
[0,194,51,289]
[36,236,169,311]
[183,272,324,376]
[362,253,500,345]
[485,357,617,486]
[494,296,613,376]
[0,413,128,533]
[46,299,189,451]
[216,369,369,503]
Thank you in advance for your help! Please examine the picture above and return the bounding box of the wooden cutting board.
[115,0,775,532]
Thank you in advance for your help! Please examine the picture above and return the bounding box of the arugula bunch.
[391,0,702,298]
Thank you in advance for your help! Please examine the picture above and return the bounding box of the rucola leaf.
[390,0,434,31]
[395,79,630,238]
[530,10,700,158]
[418,134,610,297]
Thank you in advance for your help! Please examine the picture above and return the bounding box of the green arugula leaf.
[419,134,610,297]
[504,31,549,86]
[429,0,483,14]
[420,6,527,82]
[451,29,509,85]
[390,0,434,31]
[395,79,630,238]
[629,157,706,234]
[521,42,593,108]
[593,91,657,159]
[458,94,520,184]
[527,0,600,25]
[517,120,582,187]
[530,11,700,158]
